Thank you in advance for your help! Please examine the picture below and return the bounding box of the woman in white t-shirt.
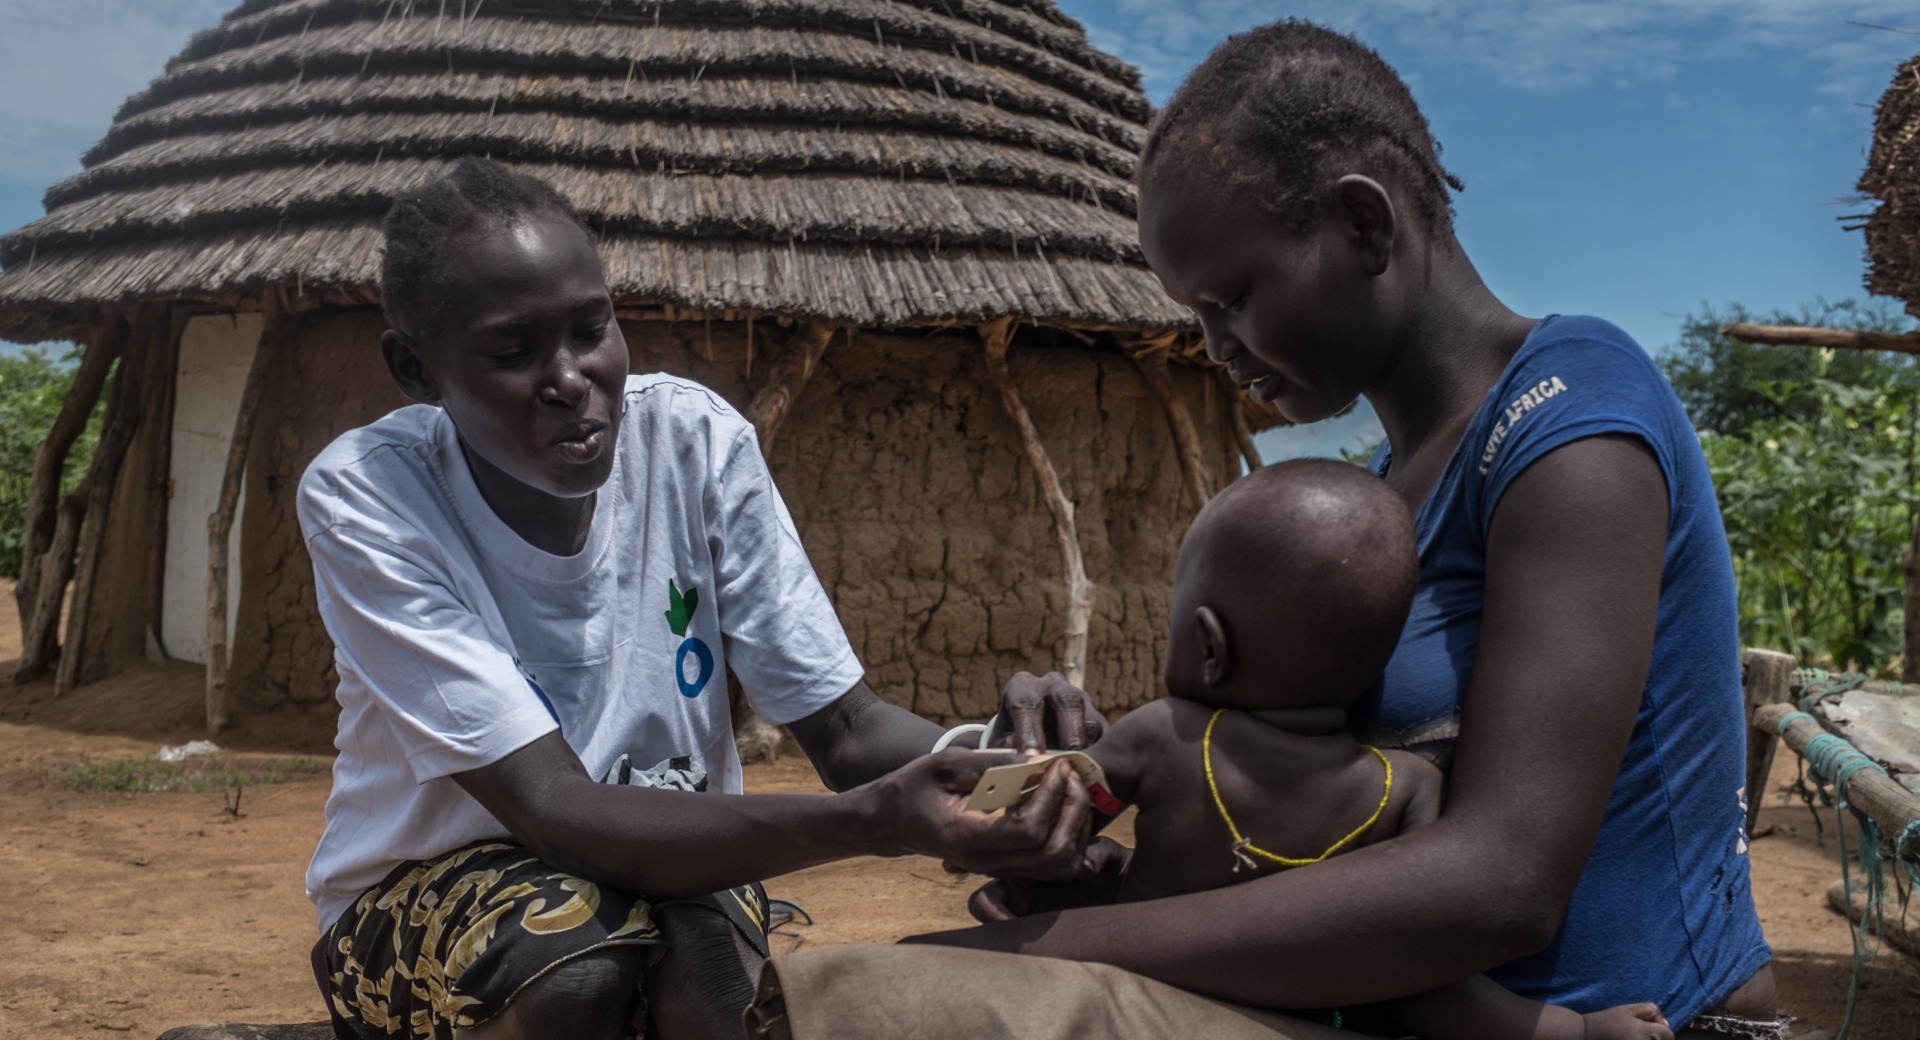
[301,158,1098,1040]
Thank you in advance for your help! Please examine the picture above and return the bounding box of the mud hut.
[3,0,1269,733]
[1863,53,1920,317]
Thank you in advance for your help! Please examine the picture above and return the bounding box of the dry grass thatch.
[0,0,1191,341]
[1864,55,1920,316]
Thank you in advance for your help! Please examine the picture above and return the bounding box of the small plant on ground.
[43,753,324,794]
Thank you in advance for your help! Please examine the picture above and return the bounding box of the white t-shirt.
[299,374,864,928]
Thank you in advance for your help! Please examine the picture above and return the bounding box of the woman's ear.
[1331,174,1396,278]
[382,329,442,405]
[1195,605,1234,688]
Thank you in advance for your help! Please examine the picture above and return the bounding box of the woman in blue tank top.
[916,18,1778,1035]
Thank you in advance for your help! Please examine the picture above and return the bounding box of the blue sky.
[2,1,1916,458]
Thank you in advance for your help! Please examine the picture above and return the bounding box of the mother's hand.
[1000,671,1107,752]
[857,750,1093,877]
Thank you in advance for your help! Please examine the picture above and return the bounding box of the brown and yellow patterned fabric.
[311,841,768,1040]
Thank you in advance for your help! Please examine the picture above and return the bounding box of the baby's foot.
[1582,1003,1672,1040]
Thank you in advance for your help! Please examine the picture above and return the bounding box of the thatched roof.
[1863,54,1920,316]
[0,0,1192,342]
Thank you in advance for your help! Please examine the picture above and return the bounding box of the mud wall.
[227,309,412,706]
[184,312,1236,723]
[620,320,1241,720]
[761,330,1238,720]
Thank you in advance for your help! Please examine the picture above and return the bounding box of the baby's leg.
[1391,975,1669,1040]
[1580,1003,1672,1040]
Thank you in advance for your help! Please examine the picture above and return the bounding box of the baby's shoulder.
[1102,696,1211,753]
[1090,697,1213,807]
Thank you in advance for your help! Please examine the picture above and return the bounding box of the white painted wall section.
[161,313,263,664]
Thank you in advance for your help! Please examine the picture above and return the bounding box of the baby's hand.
[965,836,1131,921]
[1580,1003,1671,1040]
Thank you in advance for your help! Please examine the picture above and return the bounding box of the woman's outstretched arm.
[910,434,1668,1009]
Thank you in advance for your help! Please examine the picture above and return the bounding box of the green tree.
[0,346,102,579]
[1662,298,1914,438]
[1661,303,1920,672]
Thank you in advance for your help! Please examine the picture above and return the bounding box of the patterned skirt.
[311,841,768,1040]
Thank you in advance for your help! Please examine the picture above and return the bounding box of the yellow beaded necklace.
[1201,708,1393,873]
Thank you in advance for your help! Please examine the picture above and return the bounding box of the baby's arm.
[965,701,1176,922]
[1081,697,1174,813]
[1391,976,1670,1040]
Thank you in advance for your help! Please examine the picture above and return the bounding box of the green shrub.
[1662,303,1920,673]
[0,345,102,578]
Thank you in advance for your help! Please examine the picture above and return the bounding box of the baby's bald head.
[1166,459,1416,710]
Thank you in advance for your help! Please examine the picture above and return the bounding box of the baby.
[1072,460,1671,1040]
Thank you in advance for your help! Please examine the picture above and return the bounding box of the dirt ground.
[3,599,1918,1037]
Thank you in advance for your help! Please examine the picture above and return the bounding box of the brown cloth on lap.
[752,944,1347,1040]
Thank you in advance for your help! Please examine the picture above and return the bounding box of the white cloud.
[0,0,230,184]
[1075,0,1919,100]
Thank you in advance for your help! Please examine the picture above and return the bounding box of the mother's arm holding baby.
[926,434,1672,1008]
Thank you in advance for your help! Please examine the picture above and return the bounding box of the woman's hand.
[999,671,1107,752]
[967,836,1133,921]
[853,750,1094,877]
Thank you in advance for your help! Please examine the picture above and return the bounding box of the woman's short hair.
[379,157,590,336]
[1141,19,1463,234]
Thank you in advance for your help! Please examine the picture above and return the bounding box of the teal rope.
[1776,709,1918,1040]
[1794,669,1868,713]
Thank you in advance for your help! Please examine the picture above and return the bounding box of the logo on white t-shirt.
[666,578,715,699]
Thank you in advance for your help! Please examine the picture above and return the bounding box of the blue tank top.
[1358,315,1769,1025]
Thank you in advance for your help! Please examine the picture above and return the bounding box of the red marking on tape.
[1089,783,1127,816]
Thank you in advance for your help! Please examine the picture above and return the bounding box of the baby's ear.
[1195,606,1234,688]
[381,329,441,404]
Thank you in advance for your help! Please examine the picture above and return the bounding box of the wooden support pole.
[1216,366,1263,473]
[1722,322,1920,355]
[744,321,836,455]
[981,319,1095,687]
[18,479,86,683]
[1905,520,1920,686]
[1742,648,1798,835]
[55,321,167,696]
[1128,345,1214,513]
[1828,880,1920,964]
[19,323,146,685]
[205,318,278,736]
[15,318,127,676]
[1755,702,1920,856]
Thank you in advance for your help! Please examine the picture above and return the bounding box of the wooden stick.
[1216,366,1263,473]
[1907,522,1920,685]
[1755,703,1920,857]
[22,325,147,686]
[205,315,279,736]
[744,322,835,455]
[1742,648,1797,835]
[1128,345,1214,512]
[1828,880,1920,965]
[18,478,86,683]
[14,319,126,673]
[56,323,163,697]
[146,308,190,660]
[1722,323,1920,355]
[981,319,1095,687]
